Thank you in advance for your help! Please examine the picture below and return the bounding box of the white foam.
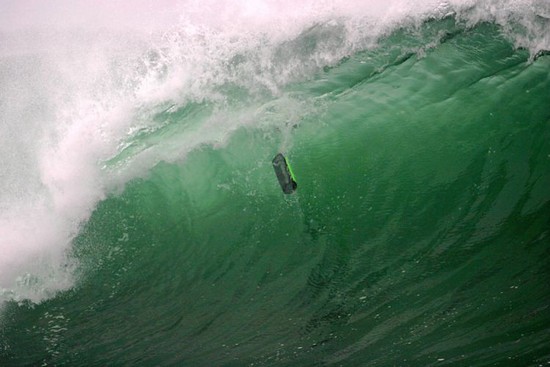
[0,0,546,306]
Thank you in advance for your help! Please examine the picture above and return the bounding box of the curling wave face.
[0,1,549,365]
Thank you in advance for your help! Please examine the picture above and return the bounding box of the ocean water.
[1,1,549,366]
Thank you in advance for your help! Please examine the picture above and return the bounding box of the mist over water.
[1,1,549,365]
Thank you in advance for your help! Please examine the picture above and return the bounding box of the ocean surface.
[1,1,549,366]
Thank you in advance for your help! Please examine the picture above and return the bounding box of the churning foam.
[0,0,547,306]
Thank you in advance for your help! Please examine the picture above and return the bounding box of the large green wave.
[2,19,549,366]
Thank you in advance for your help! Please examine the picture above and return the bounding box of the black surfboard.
[272,153,297,194]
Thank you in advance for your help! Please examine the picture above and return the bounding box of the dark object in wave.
[272,153,297,194]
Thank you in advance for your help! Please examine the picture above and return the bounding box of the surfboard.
[272,153,297,194]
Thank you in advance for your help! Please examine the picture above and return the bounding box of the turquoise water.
[1,2,550,366]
